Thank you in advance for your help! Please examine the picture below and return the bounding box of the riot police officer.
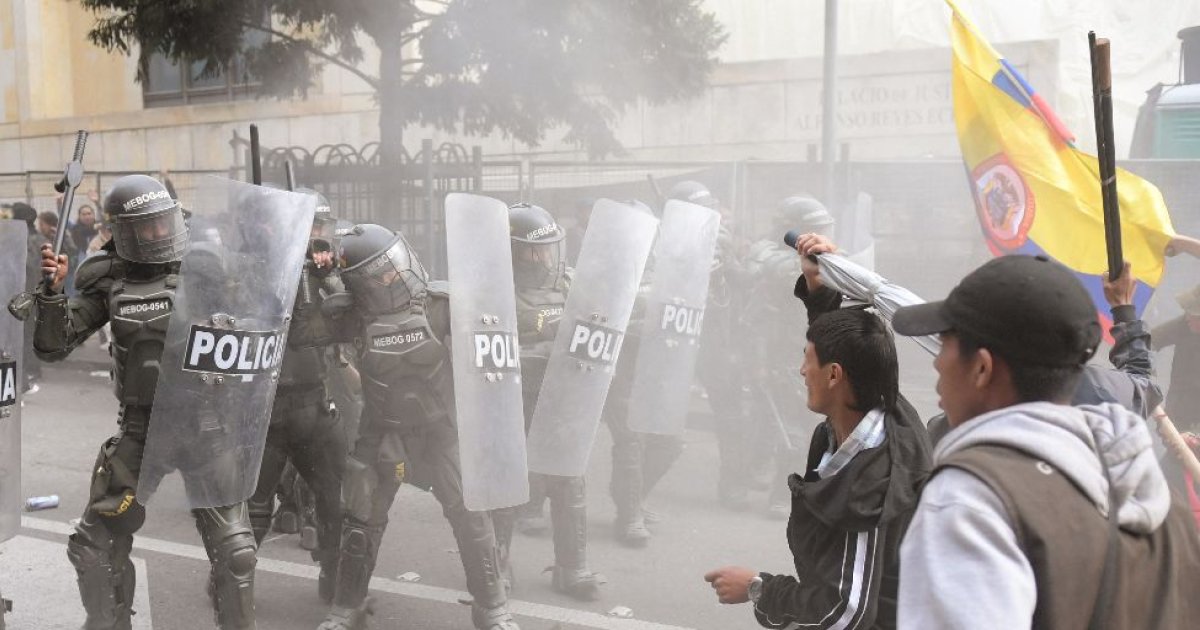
[294,224,518,630]
[601,198,685,548]
[742,194,834,518]
[247,190,346,600]
[663,181,757,511]
[32,174,258,629]
[493,203,600,599]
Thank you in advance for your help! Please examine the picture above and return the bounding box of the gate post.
[472,146,483,191]
[422,138,436,269]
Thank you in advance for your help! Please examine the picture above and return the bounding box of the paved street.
[1,337,941,630]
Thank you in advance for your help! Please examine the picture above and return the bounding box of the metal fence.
[232,136,526,276]
[4,156,1196,301]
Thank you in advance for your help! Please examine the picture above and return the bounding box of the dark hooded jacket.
[752,282,932,630]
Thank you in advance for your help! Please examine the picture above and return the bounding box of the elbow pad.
[32,292,72,360]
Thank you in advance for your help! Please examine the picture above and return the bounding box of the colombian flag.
[947,0,1175,336]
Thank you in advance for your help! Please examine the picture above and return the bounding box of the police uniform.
[486,203,600,599]
[247,263,346,600]
[601,266,686,546]
[695,226,756,509]
[31,175,258,630]
[297,225,517,630]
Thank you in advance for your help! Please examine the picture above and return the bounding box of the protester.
[705,233,932,630]
[924,261,1162,442]
[34,210,54,239]
[893,254,1200,629]
[802,248,1163,441]
[86,223,112,256]
[1152,284,1200,433]
[1150,284,1200,526]
[69,203,99,259]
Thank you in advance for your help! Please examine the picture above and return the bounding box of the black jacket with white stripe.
[753,284,933,630]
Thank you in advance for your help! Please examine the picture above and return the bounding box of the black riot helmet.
[508,203,566,289]
[667,180,719,209]
[775,195,834,237]
[102,174,189,263]
[338,223,429,315]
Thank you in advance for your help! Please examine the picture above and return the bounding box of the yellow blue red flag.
[947,0,1176,333]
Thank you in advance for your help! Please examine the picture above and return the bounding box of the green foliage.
[77,0,726,156]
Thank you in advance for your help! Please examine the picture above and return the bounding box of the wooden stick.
[1089,32,1123,280]
[1152,406,1200,482]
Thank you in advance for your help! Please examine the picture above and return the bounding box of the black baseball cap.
[893,255,1101,367]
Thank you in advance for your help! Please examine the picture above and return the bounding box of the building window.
[141,27,268,107]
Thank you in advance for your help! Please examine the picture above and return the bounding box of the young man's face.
[800,342,830,415]
[934,333,985,428]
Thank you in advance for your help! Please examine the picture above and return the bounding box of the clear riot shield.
[627,201,721,435]
[445,193,528,511]
[0,220,26,542]
[526,200,658,477]
[137,177,316,509]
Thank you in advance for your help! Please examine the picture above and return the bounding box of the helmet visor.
[512,240,564,289]
[345,238,429,314]
[112,205,188,263]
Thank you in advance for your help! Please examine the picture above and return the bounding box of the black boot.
[548,476,600,600]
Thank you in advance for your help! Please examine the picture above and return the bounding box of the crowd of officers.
[19,174,830,630]
[17,170,1200,630]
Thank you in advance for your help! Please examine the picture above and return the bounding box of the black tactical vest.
[105,266,176,407]
[514,281,567,415]
[354,292,453,430]
[515,284,567,349]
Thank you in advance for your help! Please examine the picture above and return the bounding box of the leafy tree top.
[80,0,726,156]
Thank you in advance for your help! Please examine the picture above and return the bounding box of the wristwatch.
[748,575,764,604]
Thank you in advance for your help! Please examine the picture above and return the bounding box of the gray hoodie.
[898,401,1171,629]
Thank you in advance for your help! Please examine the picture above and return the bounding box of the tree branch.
[399,21,433,47]
[236,20,380,90]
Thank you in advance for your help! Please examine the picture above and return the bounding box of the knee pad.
[330,521,381,609]
[341,523,372,560]
[223,538,257,581]
[195,505,255,566]
[67,533,108,571]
